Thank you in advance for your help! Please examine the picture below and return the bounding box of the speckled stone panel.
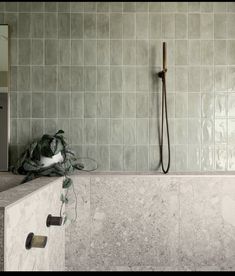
[3,178,65,271]
[89,176,179,270]
[65,175,90,271]
[65,175,235,271]
[179,177,225,271]
[0,209,4,271]
[221,179,235,271]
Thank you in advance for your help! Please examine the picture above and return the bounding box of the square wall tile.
[110,40,122,65]
[200,14,213,39]
[71,40,83,65]
[175,40,188,65]
[215,93,227,118]
[188,94,201,118]
[136,146,149,171]
[97,13,109,39]
[97,40,110,65]
[215,146,227,170]
[227,14,235,38]
[31,13,44,38]
[150,14,161,39]
[228,67,235,92]
[18,93,31,118]
[228,94,235,117]
[188,145,201,171]
[58,13,70,39]
[71,13,83,38]
[31,119,44,141]
[188,14,200,38]
[202,119,214,144]
[136,119,149,145]
[201,67,213,93]
[124,119,136,145]
[45,13,58,38]
[215,67,227,92]
[110,119,123,145]
[227,41,235,65]
[97,93,110,118]
[97,119,110,144]
[58,93,70,118]
[201,146,214,171]
[32,93,44,118]
[162,13,175,39]
[215,119,227,144]
[175,145,188,171]
[97,145,110,171]
[175,94,188,118]
[110,13,122,39]
[214,40,227,65]
[175,14,187,39]
[84,119,97,144]
[124,93,136,118]
[175,119,188,144]
[45,93,57,118]
[136,13,148,39]
[214,14,226,39]
[188,119,201,144]
[123,13,135,39]
[85,93,97,118]
[124,146,136,171]
[111,93,122,118]
[110,145,123,171]
[71,93,84,118]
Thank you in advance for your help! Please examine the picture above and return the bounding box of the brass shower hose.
[158,42,170,173]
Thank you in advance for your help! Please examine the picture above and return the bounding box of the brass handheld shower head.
[158,42,167,78]
[163,42,167,73]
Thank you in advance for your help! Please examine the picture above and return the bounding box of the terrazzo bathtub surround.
[66,174,235,271]
[0,175,65,271]
[1,2,235,171]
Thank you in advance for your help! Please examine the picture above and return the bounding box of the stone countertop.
[72,171,235,176]
[1,170,235,209]
[0,175,62,209]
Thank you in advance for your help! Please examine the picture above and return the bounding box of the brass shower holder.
[25,232,47,250]
[158,69,167,78]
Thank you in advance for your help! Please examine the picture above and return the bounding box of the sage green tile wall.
[1,2,235,172]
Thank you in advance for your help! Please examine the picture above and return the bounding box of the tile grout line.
[226,3,229,171]
[121,2,124,172]
[213,9,216,171]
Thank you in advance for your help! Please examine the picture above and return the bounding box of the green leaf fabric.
[11,130,86,184]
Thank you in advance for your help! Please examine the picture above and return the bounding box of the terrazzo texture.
[0,175,65,271]
[0,210,4,271]
[1,2,235,172]
[66,174,235,271]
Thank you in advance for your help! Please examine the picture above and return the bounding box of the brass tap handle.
[163,42,167,73]
[25,233,47,250]
[46,214,63,227]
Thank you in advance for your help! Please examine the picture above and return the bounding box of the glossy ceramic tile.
[2,2,233,172]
